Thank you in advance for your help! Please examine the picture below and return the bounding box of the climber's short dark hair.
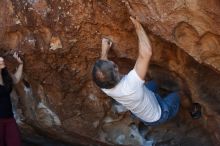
[92,60,119,89]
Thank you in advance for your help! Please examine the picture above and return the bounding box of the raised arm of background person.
[100,38,112,60]
[12,52,23,84]
[130,17,152,80]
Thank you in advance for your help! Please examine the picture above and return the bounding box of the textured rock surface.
[126,0,220,71]
[0,0,219,145]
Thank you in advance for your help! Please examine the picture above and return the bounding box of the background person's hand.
[13,52,23,64]
[12,52,24,84]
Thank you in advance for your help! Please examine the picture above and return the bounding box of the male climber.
[92,17,180,125]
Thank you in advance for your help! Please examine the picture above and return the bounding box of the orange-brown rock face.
[126,0,220,71]
[0,0,219,146]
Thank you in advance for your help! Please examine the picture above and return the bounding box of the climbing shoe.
[190,103,202,119]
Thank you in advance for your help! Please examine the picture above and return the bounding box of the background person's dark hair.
[1,68,13,93]
[92,60,119,89]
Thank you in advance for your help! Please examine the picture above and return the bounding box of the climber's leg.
[145,80,159,93]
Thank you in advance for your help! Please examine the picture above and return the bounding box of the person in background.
[0,52,23,146]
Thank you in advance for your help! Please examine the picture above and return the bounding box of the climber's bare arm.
[12,52,23,84]
[100,38,112,60]
[130,17,152,80]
